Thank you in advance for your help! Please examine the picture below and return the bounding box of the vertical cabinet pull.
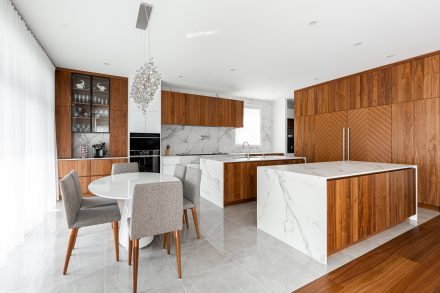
[342,128,346,161]
[347,128,350,161]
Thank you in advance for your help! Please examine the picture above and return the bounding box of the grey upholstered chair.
[59,171,121,275]
[174,164,186,182]
[127,181,183,292]
[182,167,202,239]
[111,162,139,175]
[65,170,119,209]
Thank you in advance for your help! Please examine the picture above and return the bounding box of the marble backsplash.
[161,98,273,155]
[72,133,109,158]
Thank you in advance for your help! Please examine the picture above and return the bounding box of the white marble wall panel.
[257,167,328,264]
[72,133,109,158]
[200,158,224,208]
[161,155,201,175]
[161,98,274,155]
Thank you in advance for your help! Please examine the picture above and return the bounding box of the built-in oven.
[129,133,160,173]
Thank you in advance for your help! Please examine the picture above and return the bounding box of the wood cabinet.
[347,105,392,162]
[55,106,72,158]
[110,77,128,111]
[161,91,244,127]
[391,101,414,164]
[57,158,128,197]
[314,111,347,162]
[294,115,315,162]
[327,168,416,254]
[224,158,305,205]
[110,110,128,157]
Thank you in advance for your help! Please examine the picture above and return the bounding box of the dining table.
[88,172,180,249]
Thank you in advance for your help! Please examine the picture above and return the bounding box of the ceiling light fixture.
[178,75,183,78]
[185,30,218,39]
[353,42,363,47]
[313,77,319,81]
[308,20,318,26]
[229,68,236,72]
[104,62,110,65]
[131,3,161,114]
[268,77,274,80]
[386,54,395,58]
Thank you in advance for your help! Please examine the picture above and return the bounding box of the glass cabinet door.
[91,76,110,133]
[71,74,92,133]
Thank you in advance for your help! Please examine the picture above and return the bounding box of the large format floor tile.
[0,199,438,293]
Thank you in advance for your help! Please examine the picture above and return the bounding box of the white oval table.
[88,172,179,249]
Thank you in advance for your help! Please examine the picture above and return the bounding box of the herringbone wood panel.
[314,112,347,162]
[348,105,391,162]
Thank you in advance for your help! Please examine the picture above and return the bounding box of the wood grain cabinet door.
[314,111,347,162]
[294,115,315,162]
[347,105,391,162]
[55,106,72,158]
[110,78,128,111]
[110,110,128,157]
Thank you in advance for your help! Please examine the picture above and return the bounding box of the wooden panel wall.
[327,169,416,254]
[224,159,305,205]
[161,90,244,127]
[314,112,347,162]
[294,50,440,208]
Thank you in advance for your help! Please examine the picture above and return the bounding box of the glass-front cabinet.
[71,73,110,133]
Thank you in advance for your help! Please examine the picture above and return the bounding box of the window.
[235,107,261,145]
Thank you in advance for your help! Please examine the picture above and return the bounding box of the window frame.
[235,105,262,146]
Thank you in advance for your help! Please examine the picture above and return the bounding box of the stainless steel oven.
[129,133,160,173]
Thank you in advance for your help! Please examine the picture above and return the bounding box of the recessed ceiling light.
[386,54,395,58]
[268,77,274,80]
[61,24,68,28]
[185,30,218,39]
[229,68,236,72]
[178,75,183,78]
[313,77,319,81]
[308,20,318,26]
[353,42,363,47]
[271,91,275,93]
[104,62,110,65]
[230,84,235,88]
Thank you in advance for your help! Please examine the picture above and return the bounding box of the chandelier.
[130,3,160,114]
[130,58,161,113]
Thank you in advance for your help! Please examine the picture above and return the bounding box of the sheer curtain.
[0,0,56,267]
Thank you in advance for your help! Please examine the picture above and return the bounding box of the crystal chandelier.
[130,3,160,114]
[130,58,161,113]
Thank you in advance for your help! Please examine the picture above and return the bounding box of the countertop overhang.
[200,155,305,163]
[258,161,417,179]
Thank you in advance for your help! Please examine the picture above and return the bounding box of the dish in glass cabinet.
[75,80,85,89]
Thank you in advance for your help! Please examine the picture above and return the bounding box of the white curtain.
[0,0,56,267]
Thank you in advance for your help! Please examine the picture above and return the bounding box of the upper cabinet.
[161,90,244,127]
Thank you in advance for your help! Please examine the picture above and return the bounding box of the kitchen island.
[200,155,305,207]
[257,161,417,264]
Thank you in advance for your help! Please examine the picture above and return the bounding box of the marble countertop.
[259,161,416,179]
[58,156,128,161]
[201,155,306,163]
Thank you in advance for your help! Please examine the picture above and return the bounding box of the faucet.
[242,141,250,159]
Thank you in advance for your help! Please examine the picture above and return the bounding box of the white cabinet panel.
[145,111,161,133]
[129,110,146,133]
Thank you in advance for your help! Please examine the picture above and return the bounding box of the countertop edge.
[58,157,129,161]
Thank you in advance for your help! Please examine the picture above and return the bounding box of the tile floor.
[1,199,438,293]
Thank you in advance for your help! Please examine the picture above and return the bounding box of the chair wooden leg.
[183,209,189,229]
[174,230,182,279]
[191,208,201,240]
[63,228,78,275]
[72,228,78,249]
[167,232,171,255]
[128,236,133,266]
[162,233,167,249]
[132,239,139,293]
[113,221,119,261]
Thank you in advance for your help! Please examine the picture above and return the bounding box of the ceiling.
[13,0,440,100]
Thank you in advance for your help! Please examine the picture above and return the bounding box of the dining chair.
[59,171,121,275]
[127,181,183,293]
[111,162,139,175]
[182,167,202,239]
[174,164,186,182]
[69,170,118,209]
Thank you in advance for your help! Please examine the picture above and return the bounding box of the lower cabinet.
[57,158,128,197]
[223,159,305,205]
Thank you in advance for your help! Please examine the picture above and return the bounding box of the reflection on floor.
[0,199,438,293]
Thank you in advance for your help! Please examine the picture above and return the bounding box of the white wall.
[272,99,287,153]
[128,78,161,134]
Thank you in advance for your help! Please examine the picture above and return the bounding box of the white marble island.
[257,161,417,264]
[200,155,305,207]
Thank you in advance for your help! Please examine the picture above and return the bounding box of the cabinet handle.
[342,128,345,161]
[347,128,350,161]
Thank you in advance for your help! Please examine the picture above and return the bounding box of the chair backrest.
[130,181,183,240]
[183,167,202,207]
[59,171,82,229]
[112,162,139,175]
[174,164,186,182]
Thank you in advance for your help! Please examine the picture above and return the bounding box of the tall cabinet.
[294,51,440,208]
